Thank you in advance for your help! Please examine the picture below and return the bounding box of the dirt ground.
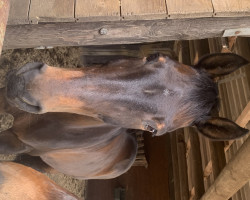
[0,47,86,199]
[0,47,82,88]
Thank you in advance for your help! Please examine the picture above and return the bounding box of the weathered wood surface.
[8,0,30,25]
[121,0,167,20]
[170,132,181,200]
[166,0,213,18]
[133,131,148,167]
[4,17,250,49]
[75,0,120,22]
[236,102,250,128]
[212,0,250,17]
[190,38,227,194]
[222,37,250,153]
[201,136,250,200]
[176,130,189,200]
[215,37,250,200]
[8,0,250,24]
[0,0,10,55]
[29,0,75,23]
[168,130,189,200]
[184,128,205,200]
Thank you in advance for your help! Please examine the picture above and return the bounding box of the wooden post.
[201,135,250,200]
[0,0,10,55]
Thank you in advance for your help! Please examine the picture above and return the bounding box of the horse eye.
[144,124,158,136]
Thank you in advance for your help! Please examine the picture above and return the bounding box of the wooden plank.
[207,38,228,186]
[176,130,189,200]
[166,0,213,18]
[230,78,241,117]
[203,161,212,181]
[189,40,195,65]
[121,0,167,20]
[201,136,250,200]
[235,140,247,200]
[218,85,226,117]
[224,102,250,152]
[225,80,237,120]
[199,136,206,174]
[235,101,250,127]
[166,133,175,200]
[232,142,241,200]
[174,40,191,65]
[193,39,210,64]
[208,38,223,53]
[4,17,250,49]
[29,0,74,23]
[8,0,30,25]
[212,0,250,17]
[235,72,246,113]
[75,0,120,22]
[185,128,205,200]
[245,182,250,200]
[0,0,10,56]
[170,132,181,200]
[209,141,227,178]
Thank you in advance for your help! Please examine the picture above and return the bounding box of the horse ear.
[195,117,249,141]
[194,53,249,78]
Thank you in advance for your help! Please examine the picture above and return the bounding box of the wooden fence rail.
[4,16,250,49]
[201,135,250,200]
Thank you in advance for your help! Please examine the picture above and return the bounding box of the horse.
[0,161,80,200]
[6,53,249,140]
[0,88,137,179]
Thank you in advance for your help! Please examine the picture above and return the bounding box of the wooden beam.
[4,16,250,49]
[236,101,250,127]
[224,101,250,152]
[0,0,10,55]
[201,135,250,200]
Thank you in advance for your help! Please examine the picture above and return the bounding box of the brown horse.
[0,89,137,179]
[0,161,80,200]
[6,53,249,140]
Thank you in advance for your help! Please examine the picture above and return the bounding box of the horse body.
[0,161,80,200]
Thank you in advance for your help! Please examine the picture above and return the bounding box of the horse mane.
[181,70,219,126]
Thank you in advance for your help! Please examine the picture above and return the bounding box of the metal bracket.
[223,28,250,37]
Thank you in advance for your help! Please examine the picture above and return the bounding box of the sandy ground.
[0,47,86,199]
[0,47,82,88]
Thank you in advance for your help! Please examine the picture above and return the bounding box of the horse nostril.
[144,124,158,136]
[16,62,45,75]
[39,63,48,73]
[6,72,25,100]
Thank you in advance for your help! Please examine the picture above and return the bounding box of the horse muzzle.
[6,63,46,114]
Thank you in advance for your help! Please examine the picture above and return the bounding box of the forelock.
[178,70,219,126]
